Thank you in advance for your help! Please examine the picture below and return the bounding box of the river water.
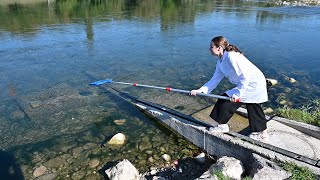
[0,0,319,179]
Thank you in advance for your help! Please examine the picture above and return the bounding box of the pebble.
[113,119,126,125]
[29,101,42,108]
[33,165,47,178]
[162,154,171,162]
[88,159,100,168]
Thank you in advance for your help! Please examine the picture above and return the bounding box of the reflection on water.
[0,0,319,178]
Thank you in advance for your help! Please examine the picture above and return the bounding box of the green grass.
[276,99,320,126]
[281,162,316,180]
[212,171,231,180]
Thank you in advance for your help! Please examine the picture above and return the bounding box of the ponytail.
[211,36,242,54]
[225,44,242,54]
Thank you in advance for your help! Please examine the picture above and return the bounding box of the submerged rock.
[89,158,100,168]
[33,165,47,178]
[113,119,126,125]
[266,78,278,86]
[29,101,42,108]
[34,173,57,180]
[289,78,297,83]
[107,133,126,145]
[161,154,171,162]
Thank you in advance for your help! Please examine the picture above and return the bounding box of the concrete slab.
[267,120,320,160]
[192,105,320,161]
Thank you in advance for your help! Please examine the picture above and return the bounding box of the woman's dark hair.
[211,36,242,54]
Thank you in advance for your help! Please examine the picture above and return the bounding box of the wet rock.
[89,158,100,168]
[210,156,244,180]
[263,108,274,114]
[61,145,74,153]
[145,150,153,155]
[105,159,139,180]
[159,147,166,153]
[113,119,126,125]
[139,141,152,151]
[43,154,71,168]
[83,143,97,150]
[11,110,25,119]
[148,157,155,163]
[29,101,42,108]
[71,170,86,179]
[107,133,126,145]
[288,78,297,83]
[33,165,47,178]
[266,78,278,86]
[161,154,171,162]
[195,152,206,164]
[279,100,287,105]
[34,173,57,180]
[79,91,93,96]
[72,147,84,156]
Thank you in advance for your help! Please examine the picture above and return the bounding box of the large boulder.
[210,156,244,180]
[105,159,139,180]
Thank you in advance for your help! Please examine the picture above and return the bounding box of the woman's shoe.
[209,124,230,133]
[249,131,269,143]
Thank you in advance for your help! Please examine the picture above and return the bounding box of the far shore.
[0,0,55,6]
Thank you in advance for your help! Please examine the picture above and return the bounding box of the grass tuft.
[281,162,315,180]
[276,99,320,126]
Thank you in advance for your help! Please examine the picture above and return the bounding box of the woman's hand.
[190,89,202,96]
[231,94,240,102]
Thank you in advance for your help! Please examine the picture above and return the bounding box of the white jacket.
[199,51,268,103]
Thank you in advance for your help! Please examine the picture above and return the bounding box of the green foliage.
[281,162,315,180]
[276,99,320,126]
[212,170,231,180]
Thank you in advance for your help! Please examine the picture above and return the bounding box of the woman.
[191,36,269,142]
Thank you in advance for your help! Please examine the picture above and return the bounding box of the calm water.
[0,0,320,179]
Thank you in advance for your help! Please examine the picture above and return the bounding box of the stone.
[249,153,291,180]
[252,166,291,180]
[105,159,139,180]
[195,152,206,164]
[71,170,86,180]
[89,159,100,168]
[210,156,244,180]
[266,78,278,86]
[29,101,42,108]
[161,154,171,162]
[34,173,57,180]
[195,170,218,180]
[113,119,126,125]
[107,133,126,145]
[288,78,296,83]
[33,165,47,178]
[263,108,274,114]
[43,154,70,168]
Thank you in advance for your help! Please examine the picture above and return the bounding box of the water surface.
[0,0,319,179]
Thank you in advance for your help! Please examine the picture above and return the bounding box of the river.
[0,0,319,179]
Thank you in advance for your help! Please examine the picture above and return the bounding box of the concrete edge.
[236,107,320,140]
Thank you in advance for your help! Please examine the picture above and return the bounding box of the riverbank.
[0,0,54,6]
